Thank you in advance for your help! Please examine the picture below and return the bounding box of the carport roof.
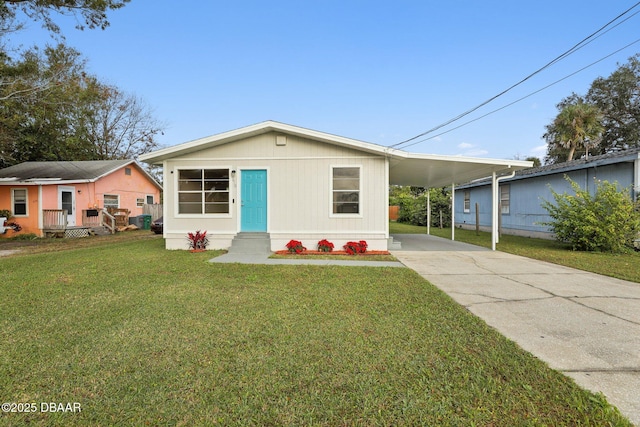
[139,121,532,186]
[387,151,530,187]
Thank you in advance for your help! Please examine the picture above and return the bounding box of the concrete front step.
[227,233,271,254]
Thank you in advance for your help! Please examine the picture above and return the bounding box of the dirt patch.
[0,231,160,257]
[0,249,21,257]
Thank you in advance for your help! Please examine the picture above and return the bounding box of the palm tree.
[552,102,604,161]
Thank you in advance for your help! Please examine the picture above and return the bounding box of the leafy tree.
[546,101,604,162]
[587,54,640,152]
[0,0,130,109]
[514,154,541,168]
[391,186,451,227]
[544,55,640,164]
[525,156,541,168]
[0,0,130,35]
[541,177,640,253]
[0,44,164,166]
[0,44,92,166]
[0,0,159,166]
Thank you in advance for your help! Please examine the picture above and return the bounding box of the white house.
[139,121,531,251]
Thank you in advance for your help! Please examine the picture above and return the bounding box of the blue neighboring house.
[454,148,640,239]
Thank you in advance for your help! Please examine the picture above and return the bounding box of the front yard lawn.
[0,236,631,425]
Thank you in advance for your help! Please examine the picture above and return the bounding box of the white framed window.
[104,194,119,209]
[136,198,144,207]
[331,166,360,215]
[146,195,154,204]
[177,168,230,214]
[12,188,27,216]
[500,185,510,215]
[463,191,470,213]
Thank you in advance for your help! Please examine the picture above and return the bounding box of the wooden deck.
[42,209,118,237]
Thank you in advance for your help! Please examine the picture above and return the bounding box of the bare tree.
[82,84,165,160]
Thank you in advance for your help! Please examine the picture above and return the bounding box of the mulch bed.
[274,250,390,256]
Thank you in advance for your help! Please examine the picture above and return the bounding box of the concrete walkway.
[391,234,640,426]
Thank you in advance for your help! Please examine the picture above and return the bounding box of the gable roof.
[0,160,161,189]
[139,121,532,187]
[514,147,640,180]
[456,147,640,189]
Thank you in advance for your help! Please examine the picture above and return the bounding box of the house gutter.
[634,154,640,201]
[492,170,516,251]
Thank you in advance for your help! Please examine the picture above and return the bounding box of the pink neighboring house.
[0,160,161,237]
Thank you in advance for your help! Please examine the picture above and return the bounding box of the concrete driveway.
[391,234,640,426]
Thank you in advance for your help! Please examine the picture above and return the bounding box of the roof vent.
[276,135,287,146]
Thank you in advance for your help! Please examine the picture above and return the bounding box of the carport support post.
[426,189,431,235]
[451,183,455,241]
[491,172,497,251]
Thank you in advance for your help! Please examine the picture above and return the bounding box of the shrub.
[394,188,451,228]
[187,230,208,250]
[317,239,334,252]
[343,240,367,255]
[286,239,306,254]
[541,177,640,253]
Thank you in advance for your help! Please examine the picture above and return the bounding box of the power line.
[396,37,640,151]
[390,1,640,150]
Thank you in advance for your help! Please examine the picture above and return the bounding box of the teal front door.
[241,170,267,232]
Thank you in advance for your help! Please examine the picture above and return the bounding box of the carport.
[385,149,532,250]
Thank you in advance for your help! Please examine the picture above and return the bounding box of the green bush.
[541,177,640,253]
[393,188,451,227]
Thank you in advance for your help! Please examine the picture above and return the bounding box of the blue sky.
[12,1,640,160]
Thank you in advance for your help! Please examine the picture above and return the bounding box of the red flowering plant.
[343,240,368,255]
[317,239,334,252]
[286,239,306,254]
[187,230,208,250]
[0,210,21,233]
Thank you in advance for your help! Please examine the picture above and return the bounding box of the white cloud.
[453,141,489,157]
[463,149,489,157]
[531,144,547,155]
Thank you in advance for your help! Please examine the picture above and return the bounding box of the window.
[104,194,119,209]
[12,189,27,216]
[332,166,360,214]
[500,185,510,214]
[464,191,470,213]
[146,195,154,204]
[125,167,132,176]
[136,198,144,207]
[178,169,229,214]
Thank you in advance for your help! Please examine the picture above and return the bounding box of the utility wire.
[390,1,640,149]
[395,37,640,151]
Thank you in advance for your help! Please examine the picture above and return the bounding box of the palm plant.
[552,102,604,161]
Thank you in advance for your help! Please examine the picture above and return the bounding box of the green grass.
[390,222,640,283]
[0,235,631,425]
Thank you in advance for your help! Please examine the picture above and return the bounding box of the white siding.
[162,132,389,250]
